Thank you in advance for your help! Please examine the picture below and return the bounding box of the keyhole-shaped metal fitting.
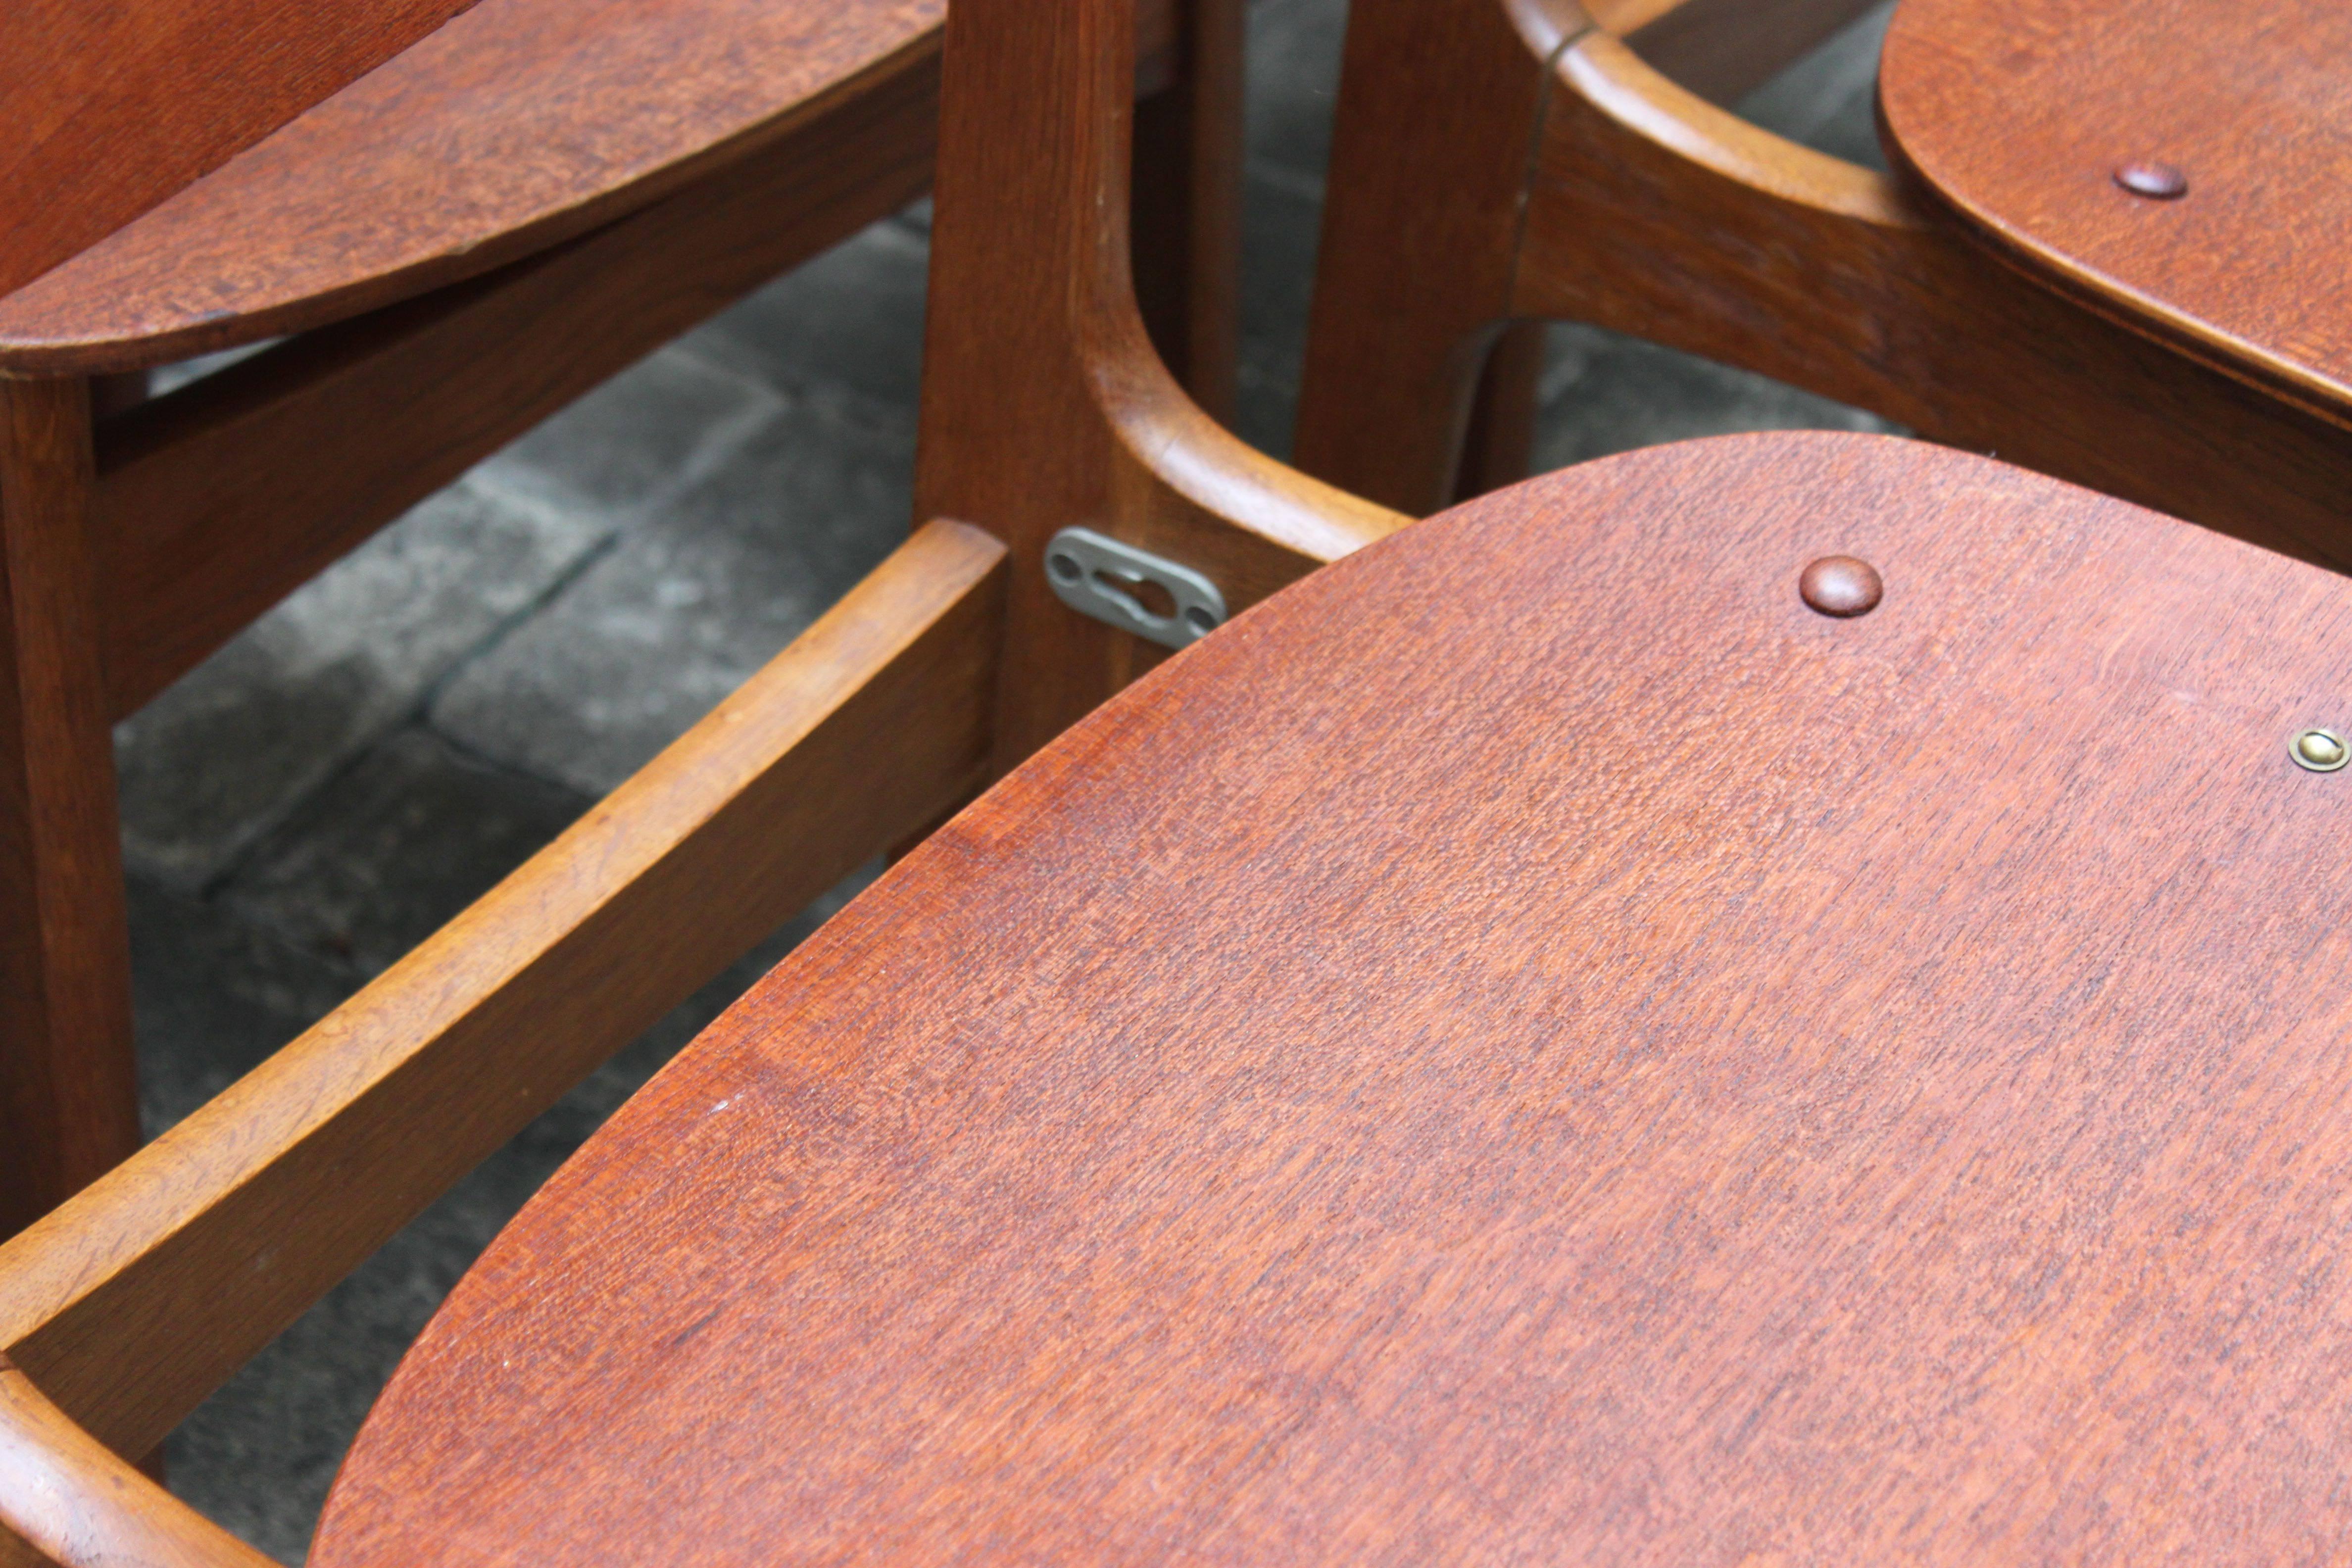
[1044,528,1227,649]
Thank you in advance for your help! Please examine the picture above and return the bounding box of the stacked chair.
[1298,0,2352,565]
[4,0,2350,1560]
[0,0,1241,1235]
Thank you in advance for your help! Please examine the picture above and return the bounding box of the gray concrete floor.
[135,1,1895,1555]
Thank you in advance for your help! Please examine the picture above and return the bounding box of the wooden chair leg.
[1292,0,1558,517]
[0,378,138,1241]
[1433,0,1887,512]
[1131,0,1243,424]
[917,0,1401,774]
[1451,318,1547,502]
[85,373,151,422]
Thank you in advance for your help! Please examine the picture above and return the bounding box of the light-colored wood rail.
[0,519,1006,1470]
[0,1361,271,1568]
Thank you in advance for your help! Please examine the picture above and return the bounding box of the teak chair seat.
[0,0,931,374]
[1295,0,2352,572]
[3,0,2351,1559]
[290,435,2352,1565]
[0,0,1216,376]
[0,0,1235,1234]
[1878,0,2352,419]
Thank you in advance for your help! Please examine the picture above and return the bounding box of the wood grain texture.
[1514,35,2352,569]
[1879,0,2352,420]
[0,0,1191,378]
[0,1361,269,1568]
[321,431,2352,1565]
[0,381,137,1239]
[0,0,480,301]
[89,42,941,719]
[1299,10,2352,560]
[0,522,1003,1465]
[0,0,939,375]
[916,0,1401,775]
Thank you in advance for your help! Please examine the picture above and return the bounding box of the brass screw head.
[2291,728,2348,772]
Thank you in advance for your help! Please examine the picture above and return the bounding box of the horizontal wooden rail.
[0,1360,268,1568]
[1517,33,2352,571]
[90,41,942,718]
[0,519,1006,1467]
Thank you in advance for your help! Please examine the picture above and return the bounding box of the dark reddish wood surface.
[0,0,940,375]
[319,432,2352,1564]
[1131,0,1245,424]
[1880,0,2352,413]
[0,382,137,1239]
[0,0,479,301]
[0,0,1192,378]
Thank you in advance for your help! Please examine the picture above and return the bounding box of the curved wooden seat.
[1878,0,2352,414]
[0,0,945,375]
[311,432,2352,1564]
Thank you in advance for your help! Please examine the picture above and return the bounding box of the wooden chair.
[0,0,1242,1235]
[6,0,2352,1558]
[1293,0,2352,575]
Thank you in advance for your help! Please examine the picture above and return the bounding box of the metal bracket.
[1043,528,1227,649]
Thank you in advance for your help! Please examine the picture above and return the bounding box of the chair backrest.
[0,0,481,297]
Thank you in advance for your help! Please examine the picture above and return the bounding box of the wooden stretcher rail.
[0,520,1007,1467]
[0,1360,270,1568]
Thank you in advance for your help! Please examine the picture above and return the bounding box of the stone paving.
[133,1,1894,1554]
